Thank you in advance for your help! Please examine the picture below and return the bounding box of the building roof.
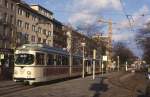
[31,4,53,15]
[53,18,63,26]
[17,2,53,21]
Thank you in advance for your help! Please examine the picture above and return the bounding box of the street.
[0,71,149,97]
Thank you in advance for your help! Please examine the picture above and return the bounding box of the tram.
[13,44,100,85]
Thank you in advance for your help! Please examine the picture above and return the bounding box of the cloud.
[113,5,150,42]
[113,32,135,41]
[68,0,122,26]
[68,12,96,25]
[118,5,150,29]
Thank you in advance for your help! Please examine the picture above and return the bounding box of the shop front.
[0,48,14,80]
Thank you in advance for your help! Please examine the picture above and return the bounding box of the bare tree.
[76,23,105,37]
[136,22,150,63]
[113,42,136,65]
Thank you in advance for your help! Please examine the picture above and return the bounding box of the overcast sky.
[24,0,150,57]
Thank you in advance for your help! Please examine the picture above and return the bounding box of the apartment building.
[67,29,96,58]
[92,34,109,55]
[0,0,20,80]
[53,19,67,48]
[0,0,20,49]
[16,2,53,47]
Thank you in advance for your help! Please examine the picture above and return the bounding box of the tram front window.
[15,54,34,65]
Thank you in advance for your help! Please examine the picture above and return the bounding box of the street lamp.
[93,49,96,80]
[117,56,120,71]
[81,42,86,78]
[66,31,72,76]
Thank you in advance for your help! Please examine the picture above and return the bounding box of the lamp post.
[66,31,72,76]
[81,42,86,78]
[117,56,120,71]
[125,61,128,71]
[93,49,96,80]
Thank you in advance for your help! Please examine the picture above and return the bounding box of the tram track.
[0,82,34,96]
[107,72,143,97]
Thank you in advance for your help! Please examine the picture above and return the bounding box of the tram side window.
[62,56,69,66]
[47,54,54,65]
[73,57,80,66]
[79,58,82,65]
[56,55,62,65]
[36,53,45,65]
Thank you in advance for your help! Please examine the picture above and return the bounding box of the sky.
[24,0,150,57]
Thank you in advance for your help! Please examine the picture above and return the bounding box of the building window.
[32,25,36,32]
[10,15,13,24]
[31,35,35,42]
[48,31,52,36]
[39,8,42,11]
[38,27,42,33]
[32,15,36,21]
[38,37,41,43]
[43,29,46,35]
[25,22,29,30]
[25,11,30,18]
[11,3,14,11]
[49,23,52,28]
[25,34,29,41]
[17,19,23,27]
[43,39,46,44]
[5,0,8,8]
[4,26,6,36]
[18,8,23,15]
[4,13,8,22]
[0,12,2,22]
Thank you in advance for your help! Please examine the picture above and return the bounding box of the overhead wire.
[119,0,135,32]
[25,0,149,32]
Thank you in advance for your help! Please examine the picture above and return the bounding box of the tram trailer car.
[13,44,100,85]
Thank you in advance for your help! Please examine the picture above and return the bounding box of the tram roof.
[16,43,69,55]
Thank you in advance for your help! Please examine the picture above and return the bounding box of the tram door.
[85,60,92,74]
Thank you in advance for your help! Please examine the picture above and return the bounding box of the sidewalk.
[2,72,118,97]
[0,80,20,88]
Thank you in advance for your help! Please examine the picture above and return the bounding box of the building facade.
[16,2,53,47]
[0,0,20,49]
[53,19,67,48]
[0,0,20,80]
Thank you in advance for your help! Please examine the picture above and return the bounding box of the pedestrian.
[4,59,10,80]
[0,61,2,80]
[1,59,5,80]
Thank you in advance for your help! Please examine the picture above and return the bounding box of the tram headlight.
[27,71,31,75]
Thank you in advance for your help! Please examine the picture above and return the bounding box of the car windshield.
[15,54,34,65]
